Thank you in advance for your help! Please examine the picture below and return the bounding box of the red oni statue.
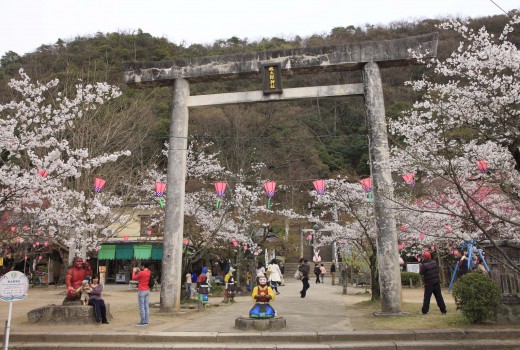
[64,257,92,303]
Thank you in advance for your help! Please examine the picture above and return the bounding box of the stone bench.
[27,304,112,324]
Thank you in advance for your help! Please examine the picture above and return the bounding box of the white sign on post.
[0,271,29,350]
[406,263,420,273]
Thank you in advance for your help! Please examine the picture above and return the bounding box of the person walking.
[320,263,326,283]
[266,259,283,295]
[132,262,151,326]
[419,251,447,315]
[298,258,310,298]
[314,263,321,284]
[330,260,337,285]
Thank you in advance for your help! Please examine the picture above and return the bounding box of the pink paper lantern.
[155,182,167,196]
[307,234,313,240]
[400,225,406,232]
[94,177,106,192]
[419,233,425,240]
[37,230,43,235]
[243,245,248,250]
[398,244,404,250]
[232,240,238,247]
[147,230,152,236]
[312,179,326,195]
[10,226,16,232]
[24,255,28,260]
[264,181,276,198]
[402,173,415,187]
[360,177,372,192]
[476,159,488,173]
[23,225,29,231]
[38,256,42,260]
[123,235,129,241]
[35,241,40,246]
[38,169,49,177]
[15,237,21,243]
[183,239,189,245]
[214,182,227,198]
[43,241,48,246]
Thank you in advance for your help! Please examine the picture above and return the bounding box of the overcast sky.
[1,0,519,58]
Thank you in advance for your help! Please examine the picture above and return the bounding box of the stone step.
[7,340,520,350]
[6,329,520,350]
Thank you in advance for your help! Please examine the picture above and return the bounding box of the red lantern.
[398,244,404,250]
[155,182,166,196]
[402,173,415,187]
[123,235,129,241]
[183,239,189,245]
[400,225,406,232]
[264,181,276,208]
[313,179,326,195]
[94,178,106,192]
[476,159,488,173]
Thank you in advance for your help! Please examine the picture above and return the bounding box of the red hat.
[423,252,431,259]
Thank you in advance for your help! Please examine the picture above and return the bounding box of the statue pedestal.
[27,304,112,324]
[235,316,286,331]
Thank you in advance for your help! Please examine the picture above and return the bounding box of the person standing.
[185,271,192,299]
[456,250,469,278]
[267,259,283,295]
[330,260,337,285]
[86,274,109,324]
[132,262,151,326]
[256,262,266,278]
[298,258,310,298]
[419,251,447,315]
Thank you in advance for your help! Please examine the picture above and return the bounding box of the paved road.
[169,278,353,332]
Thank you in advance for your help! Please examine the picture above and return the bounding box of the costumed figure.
[223,267,236,303]
[64,257,93,304]
[197,267,209,304]
[312,249,321,263]
[249,274,276,319]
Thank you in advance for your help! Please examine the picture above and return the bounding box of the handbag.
[294,270,302,280]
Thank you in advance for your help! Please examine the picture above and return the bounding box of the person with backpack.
[314,263,322,284]
[132,262,151,326]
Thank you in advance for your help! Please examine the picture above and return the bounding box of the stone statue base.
[27,304,112,324]
[235,316,286,331]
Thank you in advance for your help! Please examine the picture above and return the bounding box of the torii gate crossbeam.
[123,33,438,315]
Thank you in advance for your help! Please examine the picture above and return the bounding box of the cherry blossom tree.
[0,70,130,268]
[389,16,520,273]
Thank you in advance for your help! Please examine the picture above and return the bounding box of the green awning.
[151,244,163,260]
[134,244,152,260]
[98,245,116,260]
[115,244,134,260]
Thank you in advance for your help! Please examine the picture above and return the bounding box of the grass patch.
[348,300,472,330]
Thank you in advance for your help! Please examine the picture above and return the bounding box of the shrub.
[452,272,502,323]
[400,272,421,287]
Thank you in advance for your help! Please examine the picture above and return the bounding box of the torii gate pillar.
[363,62,401,313]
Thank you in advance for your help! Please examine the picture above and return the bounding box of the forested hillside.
[1,13,518,211]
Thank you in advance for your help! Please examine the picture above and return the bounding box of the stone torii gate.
[123,33,438,315]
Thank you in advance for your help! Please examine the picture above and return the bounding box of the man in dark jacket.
[298,258,310,298]
[419,251,447,315]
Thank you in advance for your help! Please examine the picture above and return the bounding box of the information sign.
[0,271,29,302]
[406,263,420,274]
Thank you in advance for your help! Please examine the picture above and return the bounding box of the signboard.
[0,271,29,302]
[406,263,420,274]
[262,63,282,94]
